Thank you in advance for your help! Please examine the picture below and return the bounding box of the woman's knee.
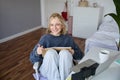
[59,50,72,58]
[45,49,58,58]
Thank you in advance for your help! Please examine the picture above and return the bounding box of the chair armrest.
[33,62,41,73]
[33,62,42,80]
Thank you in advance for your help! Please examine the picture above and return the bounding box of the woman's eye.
[56,23,61,26]
[50,24,53,26]
[50,23,61,26]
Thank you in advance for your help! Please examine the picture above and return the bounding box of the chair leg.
[35,70,39,80]
[115,41,120,51]
[33,62,41,80]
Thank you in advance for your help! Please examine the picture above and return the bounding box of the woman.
[30,13,83,80]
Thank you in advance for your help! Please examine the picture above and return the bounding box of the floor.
[0,28,85,80]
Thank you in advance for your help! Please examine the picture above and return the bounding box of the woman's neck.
[50,33,61,36]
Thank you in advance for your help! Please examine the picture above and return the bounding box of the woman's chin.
[51,33,60,36]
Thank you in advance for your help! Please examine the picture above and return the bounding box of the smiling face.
[47,13,67,36]
[49,17,63,36]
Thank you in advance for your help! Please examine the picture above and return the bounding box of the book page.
[42,47,72,57]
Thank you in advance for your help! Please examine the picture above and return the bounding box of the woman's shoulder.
[64,34,73,38]
[62,34,74,41]
[41,34,53,39]
[42,34,48,37]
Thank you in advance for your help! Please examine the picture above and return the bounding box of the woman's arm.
[29,44,43,64]
[69,37,84,60]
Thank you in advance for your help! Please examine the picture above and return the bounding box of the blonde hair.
[46,13,67,34]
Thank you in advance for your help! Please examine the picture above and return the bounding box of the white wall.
[87,0,116,15]
[41,0,116,27]
[41,0,66,27]
[68,0,116,18]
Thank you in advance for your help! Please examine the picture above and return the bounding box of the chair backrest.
[98,15,119,33]
[84,15,119,53]
[98,15,119,44]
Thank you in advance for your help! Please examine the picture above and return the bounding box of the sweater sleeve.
[29,35,46,64]
[29,44,43,64]
[72,43,83,60]
[69,37,84,60]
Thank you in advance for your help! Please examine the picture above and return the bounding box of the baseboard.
[0,26,42,43]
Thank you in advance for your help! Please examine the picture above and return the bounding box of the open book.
[42,47,72,57]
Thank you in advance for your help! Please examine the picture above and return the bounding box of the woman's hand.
[37,44,44,55]
[68,48,74,55]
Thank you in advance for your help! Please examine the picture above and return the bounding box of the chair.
[33,62,47,80]
[85,15,119,53]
